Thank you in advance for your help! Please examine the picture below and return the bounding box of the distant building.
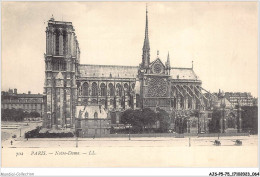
[224,92,254,107]
[1,89,46,116]
[204,90,243,133]
[74,105,111,137]
[252,98,258,106]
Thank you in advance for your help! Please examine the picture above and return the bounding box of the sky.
[1,2,258,97]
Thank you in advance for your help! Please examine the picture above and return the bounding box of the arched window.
[83,99,88,105]
[129,95,134,108]
[82,82,89,96]
[173,97,177,109]
[91,99,97,104]
[171,86,176,97]
[188,97,192,109]
[108,83,114,96]
[55,30,59,55]
[116,83,122,96]
[124,83,129,91]
[100,99,105,106]
[180,97,184,109]
[110,99,114,106]
[121,97,125,108]
[100,83,106,96]
[94,112,98,119]
[92,82,98,96]
[132,83,135,90]
[124,83,130,96]
[195,100,200,110]
[63,31,67,55]
[136,94,140,108]
[84,111,89,118]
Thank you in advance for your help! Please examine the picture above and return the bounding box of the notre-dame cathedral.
[43,8,242,134]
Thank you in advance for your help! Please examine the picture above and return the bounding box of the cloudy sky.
[2,2,258,97]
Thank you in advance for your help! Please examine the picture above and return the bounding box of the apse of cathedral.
[43,9,242,133]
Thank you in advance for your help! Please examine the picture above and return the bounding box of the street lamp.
[220,98,226,133]
[124,123,131,140]
[100,118,102,138]
[128,124,131,140]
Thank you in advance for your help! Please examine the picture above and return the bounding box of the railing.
[80,132,250,138]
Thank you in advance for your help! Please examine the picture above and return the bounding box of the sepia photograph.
[1,1,258,175]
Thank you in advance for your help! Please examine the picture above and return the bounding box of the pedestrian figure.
[10,140,13,145]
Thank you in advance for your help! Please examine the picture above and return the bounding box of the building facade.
[1,89,45,116]
[75,105,111,137]
[224,92,254,107]
[211,91,242,133]
[43,9,242,133]
[43,16,80,129]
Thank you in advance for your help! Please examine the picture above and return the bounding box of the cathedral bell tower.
[43,16,80,129]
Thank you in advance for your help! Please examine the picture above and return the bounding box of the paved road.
[1,122,42,147]
[2,135,258,148]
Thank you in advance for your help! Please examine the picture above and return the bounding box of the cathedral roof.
[79,65,199,81]
[170,67,199,80]
[79,64,138,78]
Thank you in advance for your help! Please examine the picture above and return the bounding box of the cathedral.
[43,8,242,134]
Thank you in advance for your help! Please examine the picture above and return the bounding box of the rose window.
[147,78,167,97]
[153,63,162,74]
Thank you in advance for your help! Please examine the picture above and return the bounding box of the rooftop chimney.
[9,89,13,94]
[14,88,17,94]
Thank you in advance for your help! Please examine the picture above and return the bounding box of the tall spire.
[167,52,170,66]
[166,51,171,70]
[142,4,150,69]
[144,4,149,49]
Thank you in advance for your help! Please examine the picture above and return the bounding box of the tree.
[156,108,171,133]
[208,109,221,133]
[131,109,143,133]
[141,108,157,132]
[121,108,158,133]
[241,106,258,134]
[1,108,28,122]
[121,109,135,125]
[29,111,40,118]
[121,109,142,133]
